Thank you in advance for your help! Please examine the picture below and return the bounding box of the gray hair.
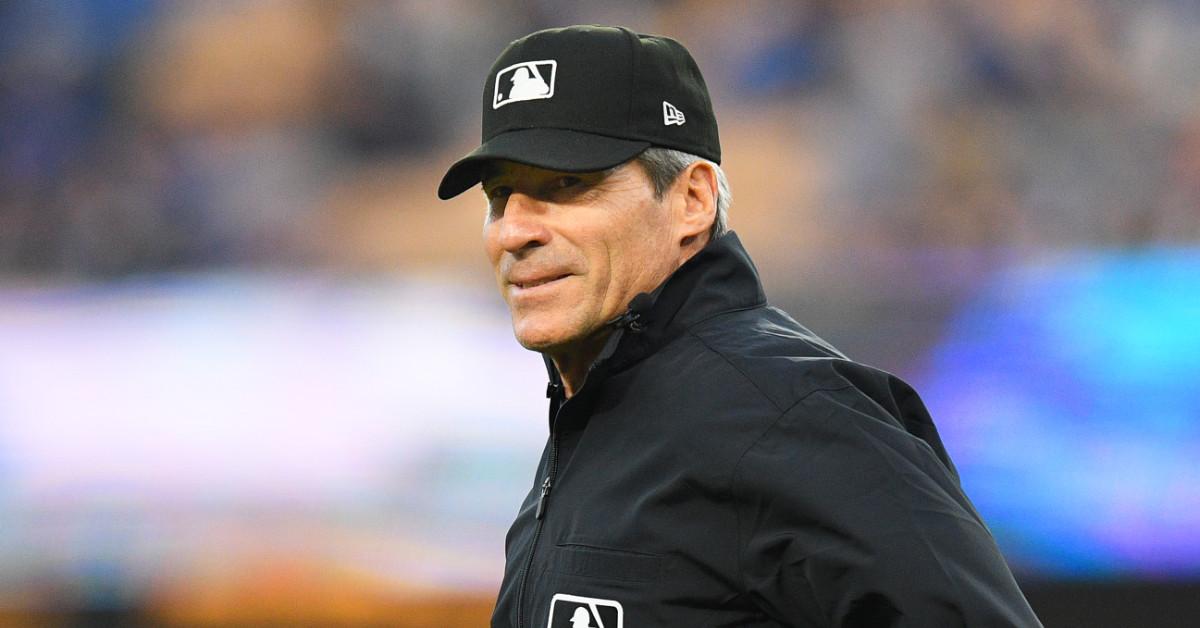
[634,147,731,238]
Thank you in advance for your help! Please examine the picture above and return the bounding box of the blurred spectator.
[2,0,1197,281]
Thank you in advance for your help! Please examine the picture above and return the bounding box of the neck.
[548,330,612,398]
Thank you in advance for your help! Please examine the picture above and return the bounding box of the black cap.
[438,25,720,200]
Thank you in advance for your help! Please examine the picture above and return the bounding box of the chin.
[515,336,558,353]
[511,320,573,353]
[510,312,595,354]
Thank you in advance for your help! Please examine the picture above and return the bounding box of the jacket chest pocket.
[548,543,663,583]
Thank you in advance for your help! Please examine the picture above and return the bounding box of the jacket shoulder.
[688,304,954,471]
[688,306,908,413]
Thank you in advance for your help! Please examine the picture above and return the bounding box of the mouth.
[510,273,571,292]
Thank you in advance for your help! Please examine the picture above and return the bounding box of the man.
[438,25,1042,628]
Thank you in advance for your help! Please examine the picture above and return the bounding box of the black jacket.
[492,233,1042,628]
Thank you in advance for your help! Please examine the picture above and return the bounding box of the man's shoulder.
[684,305,895,412]
[678,304,954,474]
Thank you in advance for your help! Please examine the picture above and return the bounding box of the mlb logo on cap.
[547,593,623,628]
[493,60,557,109]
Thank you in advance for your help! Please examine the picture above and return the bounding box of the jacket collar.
[543,230,766,391]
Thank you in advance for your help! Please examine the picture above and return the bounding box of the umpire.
[438,25,1042,628]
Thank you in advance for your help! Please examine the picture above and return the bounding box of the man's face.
[482,160,679,353]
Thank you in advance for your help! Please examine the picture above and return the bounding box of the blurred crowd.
[2,0,1198,282]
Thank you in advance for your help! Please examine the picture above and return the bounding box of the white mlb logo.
[547,593,623,628]
[493,60,558,109]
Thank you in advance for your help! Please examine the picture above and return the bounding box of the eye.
[546,175,587,200]
[486,185,512,201]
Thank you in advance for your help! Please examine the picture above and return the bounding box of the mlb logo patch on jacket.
[548,593,623,628]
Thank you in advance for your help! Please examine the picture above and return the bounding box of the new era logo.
[548,593,623,628]
[663,100,685,126]
[493,60,557,109]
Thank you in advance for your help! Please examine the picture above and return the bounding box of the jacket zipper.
[513,311,639,627]
[515,392,563,628]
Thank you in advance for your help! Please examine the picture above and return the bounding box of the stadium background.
[1,1,1197,626]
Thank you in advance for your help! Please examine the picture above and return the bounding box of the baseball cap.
[437,25,720,200]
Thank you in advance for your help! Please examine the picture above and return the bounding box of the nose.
[492,191,552,253]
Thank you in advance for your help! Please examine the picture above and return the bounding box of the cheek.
[482,221,497,254]
[588,233,648,309]
[620,210,674,268]
[482,225,504,269]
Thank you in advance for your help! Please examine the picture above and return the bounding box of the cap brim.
[437,128,650,200]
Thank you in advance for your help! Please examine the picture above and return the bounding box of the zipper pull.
[606,292,652,333]
[608,308,644,332]
[535,476,552,520]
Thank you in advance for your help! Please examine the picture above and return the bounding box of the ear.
[670,160,719,255]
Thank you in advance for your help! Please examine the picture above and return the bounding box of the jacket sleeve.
[733,385,1042,627]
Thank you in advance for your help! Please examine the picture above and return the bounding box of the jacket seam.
[727,384,856,611]
[848,414,973,623]
[683,317,781,413]
[681,300,768,332]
